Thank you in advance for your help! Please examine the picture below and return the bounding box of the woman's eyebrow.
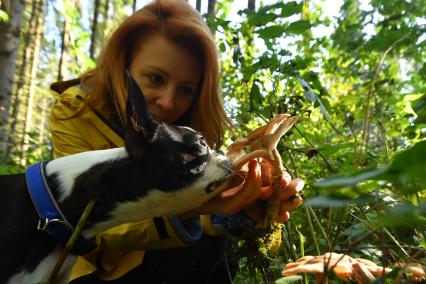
[143,65,169,77]
[143,65,199,86]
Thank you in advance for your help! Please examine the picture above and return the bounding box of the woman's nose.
[155,89,175,111]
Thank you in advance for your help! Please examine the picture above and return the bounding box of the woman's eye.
[148,74,163,85]
[180,86,195,97]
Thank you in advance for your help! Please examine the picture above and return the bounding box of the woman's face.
[129,33,202,124]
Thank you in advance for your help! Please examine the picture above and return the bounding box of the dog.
[0,72,232,283]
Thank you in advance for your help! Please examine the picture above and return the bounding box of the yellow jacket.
[48,80,219,281]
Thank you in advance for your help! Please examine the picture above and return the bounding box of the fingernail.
[295,178,304,192]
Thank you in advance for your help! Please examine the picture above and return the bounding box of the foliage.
[209,0,426,282]
[0,9,8,22]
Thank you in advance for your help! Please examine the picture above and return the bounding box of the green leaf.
[249,81,262,111]
[388,140,426,183]
[294,73,330,120]
[307,195,375,207]
[0,9,9,22]
[275,275,304,284]
[412,94,426,123]
[380,202,426,228]
[419,63,426,78]
[315,168,387,188]
[257,25,286,40]
[366,29,409,52]
[219,42,226,52]
[280,1,303,18]
[251,12,279,27]
[287,20,311,34]
[320,142,355,156]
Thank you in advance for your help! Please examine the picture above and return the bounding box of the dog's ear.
[125,70,157,138]
[125,70,158,158]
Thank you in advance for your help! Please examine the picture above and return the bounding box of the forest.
[0,0,425,283]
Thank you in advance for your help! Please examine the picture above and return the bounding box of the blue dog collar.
[26,161,94,254]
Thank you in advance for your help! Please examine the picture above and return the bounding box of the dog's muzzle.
[204,152,233,194]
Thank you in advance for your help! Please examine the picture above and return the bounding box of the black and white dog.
[0,73,232,283]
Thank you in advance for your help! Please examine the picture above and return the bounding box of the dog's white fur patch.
[84,151,230,238]
[7,248,76,284]
[46,148,128,201]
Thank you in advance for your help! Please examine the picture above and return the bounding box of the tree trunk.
[207,0,216,18]
[196,0,201,12]
[132,0,137,13]
[37,96,49,145]
[248,0,255,11]
[0,0,25,155]
[246,0,256,59]
[104,0,110,20]
[89,0,101,60]
[57,0,76,81]
[4,0,39,162]
[301,0,313,58]
[20,0,45,167]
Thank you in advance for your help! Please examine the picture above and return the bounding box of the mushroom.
[396,262,426,281]
[282,252,392,284]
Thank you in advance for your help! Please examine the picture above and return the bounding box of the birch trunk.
[196,0,201,12]
[57,0,76,81]
[246,0,256,60]
[90,0,101,60]
[0,0,25,155]
[4,0,39,162]
[207,0,216,17]
[20,0,45,167]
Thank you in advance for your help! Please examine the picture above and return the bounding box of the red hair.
[81,0,230,148]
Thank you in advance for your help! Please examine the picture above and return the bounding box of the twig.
[48,197,97,283]
[308,206,332,251]
[303,203,321,255]
[357,35,410,167]
[294,126,336,173]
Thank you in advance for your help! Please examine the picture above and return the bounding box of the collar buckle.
[37,217,69,232]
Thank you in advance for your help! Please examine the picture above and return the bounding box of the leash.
[48,197,98,283]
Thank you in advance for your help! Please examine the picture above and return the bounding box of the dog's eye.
[197,139,207,148]
[182,153,195,161]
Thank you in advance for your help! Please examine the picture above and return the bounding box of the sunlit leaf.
[0,9,8,22]
[294,73,330,120]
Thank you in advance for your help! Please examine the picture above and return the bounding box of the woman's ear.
[124,70,158,158]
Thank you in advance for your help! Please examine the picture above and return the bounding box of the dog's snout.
[215,149,225,155]
[221,159,233,174]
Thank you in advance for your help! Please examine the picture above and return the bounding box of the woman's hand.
[194,159,304,223]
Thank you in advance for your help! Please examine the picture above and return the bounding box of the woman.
[48,0,303,282]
